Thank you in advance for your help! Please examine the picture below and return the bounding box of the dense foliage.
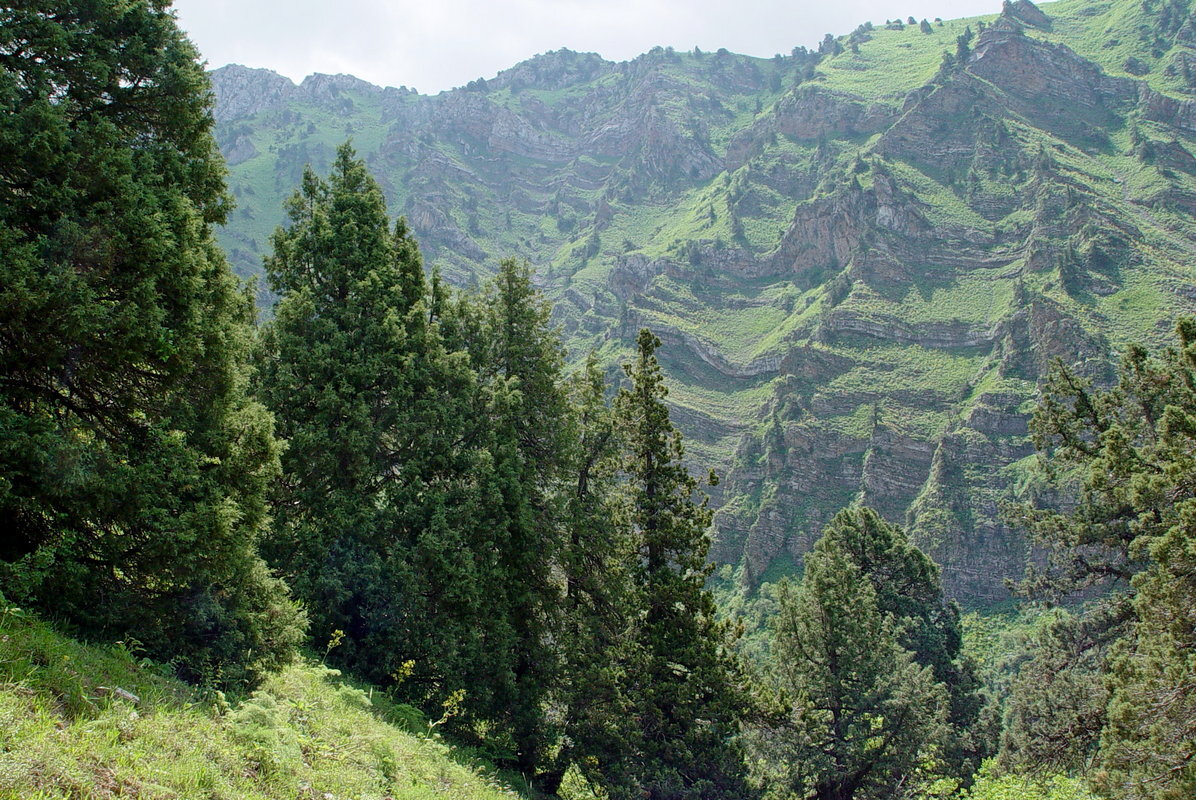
[1002,319,1196,798]
[256,148,752,795]
[4,4,1195,800]
[0,0,302,688]
[608,329,749,800]
[746,508,984,800]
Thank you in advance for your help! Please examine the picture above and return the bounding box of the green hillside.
[209,0,1196,603]
[0,601,524,800]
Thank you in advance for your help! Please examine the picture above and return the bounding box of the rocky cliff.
[209,0,1196,603]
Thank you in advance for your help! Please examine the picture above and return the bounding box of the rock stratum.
[210,0,1196,603]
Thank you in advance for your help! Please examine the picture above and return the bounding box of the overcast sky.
[171,0,1004,94]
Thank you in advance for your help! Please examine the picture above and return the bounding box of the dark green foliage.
[258,145,489,710]
[817,508,988,782]
[1094,320,1196,799]
[0,0,302,688]
[552,353,639,793]
[956,26,975,62]
[259,166,747,795]
[998,605,1124,775]
[747,521,949,800]
[472,257,572,776]
[1003,319,1196,796]
[259,157,586,786]
[605,329,751,800]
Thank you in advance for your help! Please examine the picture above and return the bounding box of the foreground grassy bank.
[0,602,522,800]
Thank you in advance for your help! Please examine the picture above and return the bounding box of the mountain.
[208,0,1196,603]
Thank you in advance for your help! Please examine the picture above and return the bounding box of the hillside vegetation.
[209,0,1196,602]
[0,601,521,800]
[3,1,1196,798]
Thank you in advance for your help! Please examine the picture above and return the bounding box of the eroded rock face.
[1140,87,1196,133]
[1008,0,1052,30]
[968,25,1135,145]
[726,86,899,170]
[210,65,296,123]
[877,78,999,175]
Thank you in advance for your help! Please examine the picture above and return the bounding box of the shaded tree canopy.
[747,516,949,800]
[0,0,302,688]
[1003,319,1196,797]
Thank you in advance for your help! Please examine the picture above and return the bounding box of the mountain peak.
[209,64,296,123]
[490,48,613,92]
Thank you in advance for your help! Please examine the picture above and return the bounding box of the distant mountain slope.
[210,0,1196,603]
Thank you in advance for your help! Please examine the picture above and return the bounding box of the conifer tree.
[0,0,302,687]
[748,532,948,800]
[258,145,407,676]
[258,145,485,706]
[612,329,750,800]
[818,508,986,782]
[1004,318,1196,796]
[553,354,638,794]
[467,258,572,777]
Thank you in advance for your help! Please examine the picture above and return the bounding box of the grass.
[819,342,986,397]
[817,15,999,100]
[0,602,523,800]
[1029,0,1191,94]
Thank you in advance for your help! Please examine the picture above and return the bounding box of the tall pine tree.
[817,508,986,783]
[258,145,487,710]
[552,353,638,795]
[1005,319,1196,797]
[747,536,948,800]
[474,258,572,778]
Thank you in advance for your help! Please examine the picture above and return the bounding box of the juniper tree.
[612,329,750,800]
[748,531,949,800]
[818,508,986,783]
[1002,319,1196,796]
[551,353,638,795]
[470,258,573,778]
[0,0,302,687]
[258,145,487,709]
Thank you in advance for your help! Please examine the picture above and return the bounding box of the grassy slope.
[0,603,522,800]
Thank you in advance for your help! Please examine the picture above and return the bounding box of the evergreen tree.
[1003,319,1196,796]
[747,534,948,800]
[0,0,302,687]
[1092,320,1196,798]
[471,258,573,778]
[553,353,638,794]
[818,508,987,782]
[1099,519,1196,800]
[998,605,1122,775]
[611,329,750,800]
[258,145,486,709]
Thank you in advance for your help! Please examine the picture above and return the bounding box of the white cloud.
[172,0,1003,92]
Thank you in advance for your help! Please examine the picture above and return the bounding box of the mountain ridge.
[209,0,1196,603]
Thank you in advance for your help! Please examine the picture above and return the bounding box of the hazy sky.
[172,0,1003,94]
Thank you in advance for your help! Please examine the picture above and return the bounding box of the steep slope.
[209,0,1196,602]
[0,603,523,799]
